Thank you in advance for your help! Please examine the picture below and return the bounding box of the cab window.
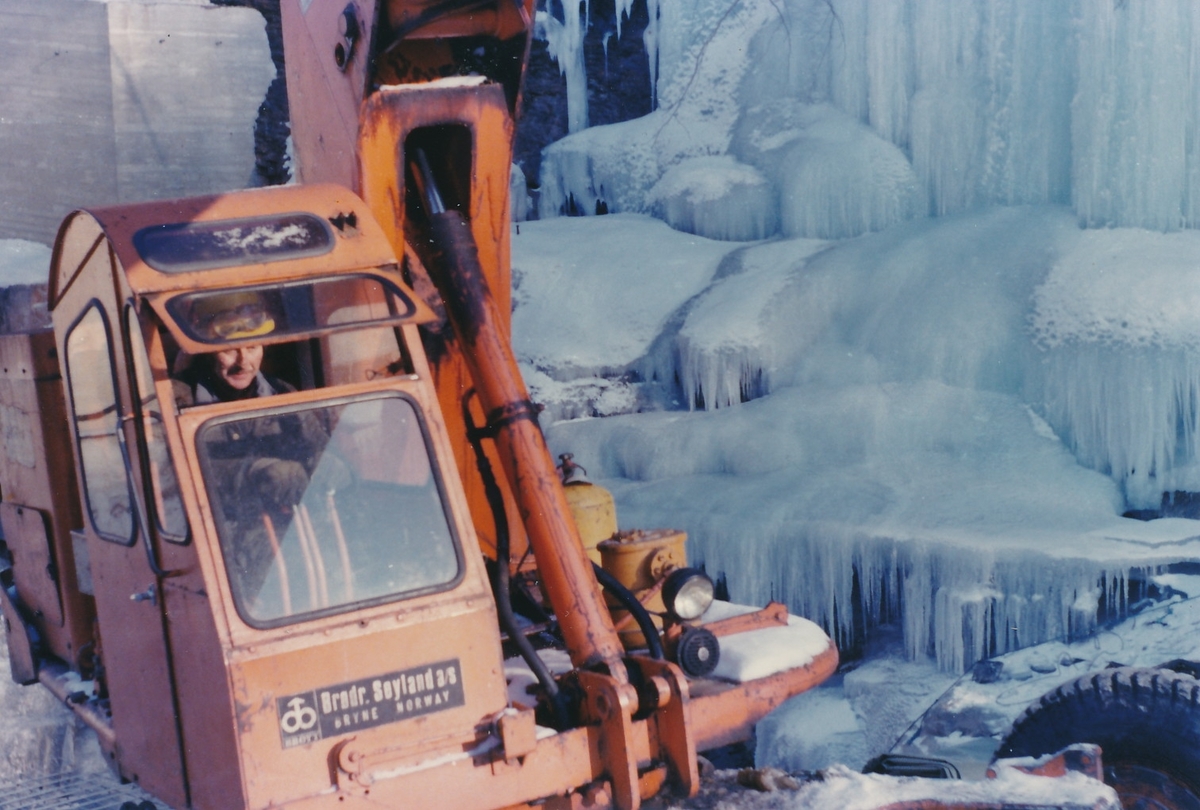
[65,305,134,544]
[197,393,462,626]
[127,307,188,542]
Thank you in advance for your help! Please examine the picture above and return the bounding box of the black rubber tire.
[996,667,1200,808]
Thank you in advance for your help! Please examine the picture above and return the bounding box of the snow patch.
[511,214,731,376]
[756,686,868,773]
[700,601,833,682]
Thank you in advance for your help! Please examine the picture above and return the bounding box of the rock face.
[0,0,275,245]
[212,0,291,186]
[515,0,654,217]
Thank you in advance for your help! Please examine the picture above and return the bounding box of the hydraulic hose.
[463,393,571,728]
[591,563,665,661]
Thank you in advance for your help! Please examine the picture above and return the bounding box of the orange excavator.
[0,1,1159,808]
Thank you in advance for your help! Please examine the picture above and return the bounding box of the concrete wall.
[0,0,275,245]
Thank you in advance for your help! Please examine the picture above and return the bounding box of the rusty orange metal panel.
[383,0,531,40]
[228,604,508,807]
[167,363,514,807]
[259,726,600,809]
[50,224,189,808]
[280,0,377,188]
[162,580,245,810]
[0,330,94,670]
[242,719,668,810]
[687,641,840,753]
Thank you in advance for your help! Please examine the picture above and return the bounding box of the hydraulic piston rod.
[412,151,629,679]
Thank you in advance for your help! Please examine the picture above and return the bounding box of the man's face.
[213,345,264,391]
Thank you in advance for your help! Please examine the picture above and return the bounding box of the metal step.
[0,772,165,810]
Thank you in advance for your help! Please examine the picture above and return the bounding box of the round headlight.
[662,568,715,621]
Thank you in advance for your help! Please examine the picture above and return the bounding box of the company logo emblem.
[279,696,318,734]
[276,658,465,749]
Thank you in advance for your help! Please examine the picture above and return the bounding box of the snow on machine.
[0,0,1194,808]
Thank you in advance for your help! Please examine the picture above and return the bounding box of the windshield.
[197,394,461,626]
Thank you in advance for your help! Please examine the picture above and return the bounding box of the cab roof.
[50,183,415,302]
[48,184,435,353]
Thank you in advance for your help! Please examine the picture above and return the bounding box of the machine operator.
[172,294,334,607]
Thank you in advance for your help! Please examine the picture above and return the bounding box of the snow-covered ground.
[643,760,1118,810]
[0,635,107,779]
[756,571,1200,781]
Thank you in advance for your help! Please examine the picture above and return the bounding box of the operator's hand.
[247,458,309,511]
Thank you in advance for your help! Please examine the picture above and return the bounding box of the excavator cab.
[0,175,839,810]
[0,184,512,809]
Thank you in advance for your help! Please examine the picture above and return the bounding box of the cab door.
[54,238,188,807]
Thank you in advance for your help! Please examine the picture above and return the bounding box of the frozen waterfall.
[513,208,1200,671]
[537,0,1200,237]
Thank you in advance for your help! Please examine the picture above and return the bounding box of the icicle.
[1073,0,1200,229]
[541,0,590,133]
[1031,345,1200,510]
[643,0,659,109]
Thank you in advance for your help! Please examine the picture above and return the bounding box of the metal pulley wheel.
[676,626,720,678]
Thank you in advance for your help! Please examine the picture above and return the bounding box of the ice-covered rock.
[1028,227,1200,508]
[538,0,786,219]
[733,103,925,240]
[538,0,1200,235]
[538,113,666,218]
[649,155,777,242]
[511,213,733,380]
[667,236,827,409]
[511,205,1200,671]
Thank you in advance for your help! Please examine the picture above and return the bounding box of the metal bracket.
[576,670,640,810]
[628,655,698,799]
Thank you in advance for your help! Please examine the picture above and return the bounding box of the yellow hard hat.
[190,290,276,340]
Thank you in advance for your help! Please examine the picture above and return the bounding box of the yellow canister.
[598,529,687,649]
[563,480,618,565]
